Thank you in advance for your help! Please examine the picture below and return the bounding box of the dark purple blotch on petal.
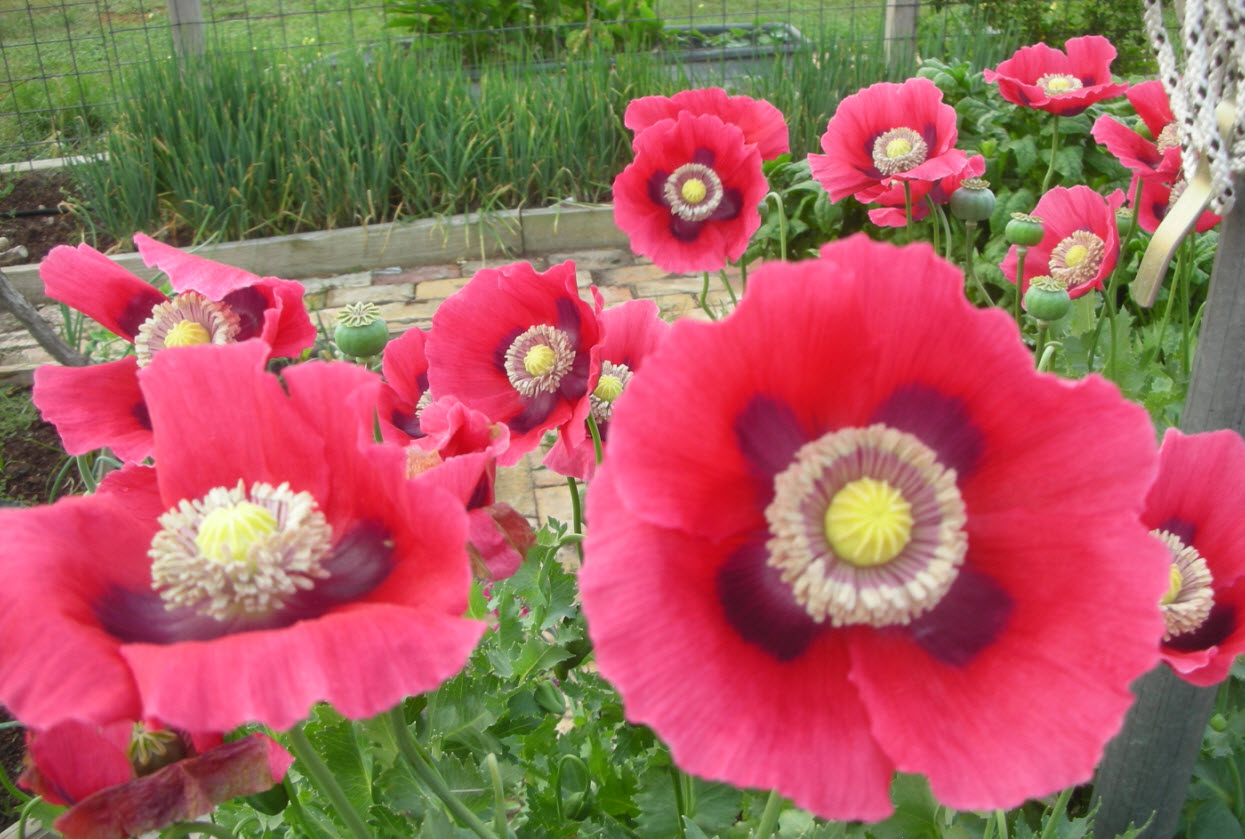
[669,217,703,243]
[95,521,395,644]
[870,383,984,479]
[708,188,743,222]
[493,326,524,373]
[116,288,168,343]
[221,287,267,343]
[1166,604,1236,652]
[509,390,558,435]
[559,351,592,402]
[1159,516,1197,547]
[648,170,670,208]
[920,123,938,149]
[717,537,823,661]
[691,147,715,168]
[734,394,810,487]
[390,408,425,440]
[907,566,1012,666]
[555,296,583,347]
[132,399,152,432]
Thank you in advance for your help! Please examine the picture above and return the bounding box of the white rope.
[1144,0,1245,214]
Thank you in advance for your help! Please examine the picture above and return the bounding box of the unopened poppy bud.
[1116,207,1135,238]
[979,139,998,158]
[334,302,390,359]
[1210,713,1229,732]
[1006,213,1045,247]
[949,178,996,222]
[1023,275,1072,322]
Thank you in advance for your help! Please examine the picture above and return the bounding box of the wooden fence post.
[167,0,205,57]
[884,0,919,66]
[1092,204,1245,839]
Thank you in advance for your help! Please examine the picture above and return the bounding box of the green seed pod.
[1210,713,1229,732]
[334,301,390,359]
[534,679,566,715]
[1023,276,1072,322]
[1005,212,1046,247]
[949,178,996,222]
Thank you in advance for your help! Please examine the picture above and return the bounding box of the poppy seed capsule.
[949,178,996,222]
[1023,275,1072,321]
[334,301,390,359]
[1005,212,1046,247]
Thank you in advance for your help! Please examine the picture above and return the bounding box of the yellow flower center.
[1037,74,1083,96]
[524,344,557,377]
[824,477,914,567]
[1160,563,1184,607]
[1063,244,1089,268]
[195,502,279,564]
[680,178,708,205]
[163,319,212,348]
[885,138,913,159]
[593,374,625,404]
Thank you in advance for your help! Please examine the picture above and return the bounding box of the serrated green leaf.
[305,706,374,813]
[1009,136,1040,177]
[1188,798,1244,839]
[1053,144,1083,184]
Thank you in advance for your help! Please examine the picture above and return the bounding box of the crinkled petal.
[34,358,154,462]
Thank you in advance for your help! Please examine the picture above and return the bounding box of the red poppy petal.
[39,245,168,343]
[135,233,264,298]
[122,605,484,731]
[33,358,154,462]
[382,327,429,406]
[581,470,896,821]
[21,721,134,806]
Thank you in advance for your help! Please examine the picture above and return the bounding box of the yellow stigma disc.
[524,344,557,377]
[1063,244,1089,268]
[164,319,211,348]
[593,374,624,404]
[885,138,913,159]
[680,178,708,205]
[195,502,278,564]
[1160,563,1184,606]
[824,477,914,567]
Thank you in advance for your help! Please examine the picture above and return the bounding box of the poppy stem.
[751,789,784,839]
[1036,785,1074,839]
[484,753,514,839]
[586,414,604,464]
[669,765,689,839]
[903,183,914,244]
[719,269,739,308]
[1013,246,1029,327]
[286,723,375,839]
[699,273,718,320]
[388,707,500,839]
[566,477,585,561]
[765,190,788,262]
[1041,115,1061,194]
[1086,177,1142,374]
[963,221,990,304]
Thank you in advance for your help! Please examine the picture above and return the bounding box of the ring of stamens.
[590,361,632,424]
[504,324,576,398]
[1049,230,1106,290]
[134,291,241,367]
[766,424,968,627]
[1036,73,1084,96]
[1153,529,1214,641]
[663,163,724,222]
[1156,123,1180,155]
[150,480,333,621]
[871,127,929,176]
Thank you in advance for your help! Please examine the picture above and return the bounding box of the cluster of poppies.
[3,34,1245,838]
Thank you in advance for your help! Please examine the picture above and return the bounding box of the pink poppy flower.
[32,235,315,462]
[580,235,1167,820]
[1092,82,1220,233]
[867,155,986,228]
[1000,185,1125,298]
[0,340,483,733]
[612,111,767,273]
[377,327,432,443]
[425,260,602,465]
[1144,428,1245,687]
[20,719,291,839]
[808,77,969,205]
[544,298,670,481]
[625,88,790,160]
[984,35,1128,116]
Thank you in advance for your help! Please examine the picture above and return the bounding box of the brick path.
[0,245,740,526]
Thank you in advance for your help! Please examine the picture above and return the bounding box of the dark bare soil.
[1,169,117,264]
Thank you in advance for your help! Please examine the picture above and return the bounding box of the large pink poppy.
[21,719,291,839]
[580,235,1167,820]
[544,298,670,481]
[612,111,767,273]
[625,88,790,160]
[808,77,969,205]
[425,260,602,465]
[1144,428,1245,687]
[32,235,315,462]
[1000,185,1125,298]
[984,35,1127,116]
[0,340,483,733]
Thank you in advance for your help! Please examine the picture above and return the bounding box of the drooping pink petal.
[625,88,790,159]
[39,244,168,343]
[33,358,154,462]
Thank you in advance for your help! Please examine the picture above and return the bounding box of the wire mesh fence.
[0,0,1149,167]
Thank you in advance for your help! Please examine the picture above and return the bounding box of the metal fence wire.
[1,0,1150,167]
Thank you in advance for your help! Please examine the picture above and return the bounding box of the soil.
[1,169,118,264]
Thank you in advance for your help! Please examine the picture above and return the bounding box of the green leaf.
[1188,799,1245,839]
[1009,135,1040,177]
[1053,144,1083,183]
[304,705,374,814]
